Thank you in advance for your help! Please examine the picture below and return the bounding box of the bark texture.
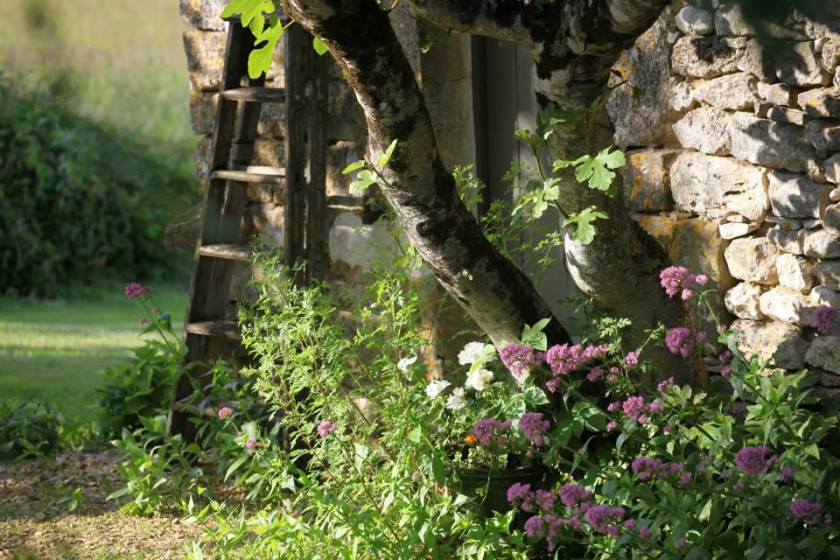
[283,0,571,348]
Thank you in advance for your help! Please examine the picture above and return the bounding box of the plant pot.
[455,464,549,520]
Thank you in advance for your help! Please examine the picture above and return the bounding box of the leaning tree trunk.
[284,0,703,381]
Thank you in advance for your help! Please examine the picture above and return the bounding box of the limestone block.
[326,141,364,197]
[193,135,213,188]
[716,2,807,40]
[257,103,286,138]
[180,0,227,30]
[825,153,840,183]
[715,2,752,37]
[765,216,803,231]
[822,39,840,72]
[806,336,840,374]
[813,260,840,290]
[691,73,757,110]
[620,150,678,213]
[805,120,840,155]
[670,81,696,112]
[775,42,831,87]
[766,107,808,126]
[820,372,840,388]
[230,261,259,302]
[812,285,840,307]
[776,253,815,293]
[183,30,226,91]
[607,13,680,148]
[672,108,731,155]
[725,282,765,319]
[676,7,714,35]
[188,88,217,135]
[732,319,809,370]
[825,203,840,237]
[737,39,775,82]
[768,171,833,218]
[833,187,840,202]
[724,236,779,284]
[769,228,840,258]
[727,113,815,173]
[757,82,795,107]
[329,212,401,269]
[252,139,285,167]
[720,222,760,239]
[672,36,746,78]
[670,152,768,220]
[248,202,285,247]
[759,286,818,325]
[798,87,840,117]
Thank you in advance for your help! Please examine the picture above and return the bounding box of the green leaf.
[407,425,422,443]
[571,147,625,195]
[220,0,274,26]
[563,206,608,245]
[377,139,398,168]
[342,160,366,175]
[312,37,328,56]
[349,169,377,195]
[247,17,284,79]
[432,456,446,486]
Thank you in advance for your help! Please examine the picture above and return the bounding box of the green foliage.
[97,288,185,438]
[0,76,195,298]
[0,398,63,459]
[562,206,609,245]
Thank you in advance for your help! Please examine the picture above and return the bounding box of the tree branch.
[282,0,571,347]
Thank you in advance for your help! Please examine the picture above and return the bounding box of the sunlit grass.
[0,284,188,421]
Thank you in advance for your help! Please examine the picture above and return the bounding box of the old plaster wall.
[608,0,840,392]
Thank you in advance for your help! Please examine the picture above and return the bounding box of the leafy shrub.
[0,75,197,297]
[98,283,185,438]
[0,398,63,459]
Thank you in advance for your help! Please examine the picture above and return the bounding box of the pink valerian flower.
[675,537,686,549]
[544,343,608,379]
[790,499,823,525]
[507,483,534,510]
[660,266,706,300]
[657,377,674,392]
[524,515,548,538]
[316,421,336,438]
[473,418,511,447]
[584,504,626,536]
[558,484,593,509]
[734,445,775,475]
[587,367,604,382]
[718,350,733,362]
[639,525,652,539]
[778,467,794,482]
[721,366,733,377]
[534,489,556,511]
[606,421,618,432]
[632,456,692,485]
[665,327,695,358]
[624,350,640,368]
[124,282,152,299]
[519,412,551,446]
[619,396,663,424]
[499,343,544,382]
[217,406,233,420]
[814,306,840,335]
[244,437,260,455]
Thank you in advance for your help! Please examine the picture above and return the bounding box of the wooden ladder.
[167,15,329,442]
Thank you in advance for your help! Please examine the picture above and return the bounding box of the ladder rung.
[220,87,286,104]
[326,196,366,212]
[211,165,286,185]
[185,320,241,340]
[198,244,253,262]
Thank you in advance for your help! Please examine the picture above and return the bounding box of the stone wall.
[607,0,840,391]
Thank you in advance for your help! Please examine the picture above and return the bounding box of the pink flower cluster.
[814,306,840,336]
[734,445,777,476]
[217,406,233,420]
[473,418,511,447]
[544,343,608,392]
[631,456,692,485]
[790,498,823,526]
[665,327,701,358]
[124,282,152,299]
[511,482,632,549]
[316,421,336,438]
[659,266,708,300]
[499,343,544,382]
[519,412,551,446]
[608,395,663,425]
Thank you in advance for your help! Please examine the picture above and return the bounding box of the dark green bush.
[0,398,63,459]
[0,75,197,297]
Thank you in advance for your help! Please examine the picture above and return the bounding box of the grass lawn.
[0,283,188,423]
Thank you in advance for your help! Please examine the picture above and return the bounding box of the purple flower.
[534,490,556,511]
[499,343,543,382]
[790,499,822,525]
[473,418,511,447]
[624,351,640,367]
[606,421,618,432]
[622,396,646,421]
[124,282,152,299]
[734,445,774,476]
[545,343,608,378]
[814,306,840,335]
[217,406,233,420]
[245,437,260,455]
[583,504,625,535]
[316,421,336,438]
[519,412,551,446]
[559,484,592,509]
[778,467,794,482]
[657,377,674,392]
[587,367,604,382]
[639,525,652,539]
[665,327,695,358]
[721,366,732,378]
[507,482,534,509]
[524,515,547,538]
[675,537,686,549]
[660,266,704,299]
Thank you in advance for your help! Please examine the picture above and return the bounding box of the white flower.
[398,355,417,372]
[458,341,488,365]
[425,379,451,399]
[445,387,466,410]
[464,368,494,392]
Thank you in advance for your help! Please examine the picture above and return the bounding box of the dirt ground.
[0,452,199,560]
